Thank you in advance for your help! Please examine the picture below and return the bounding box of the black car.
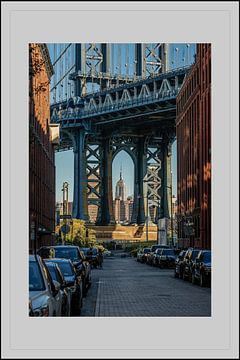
[192,250,211,287]
[146,245,170,266]
[158,248,176,268]
[137,247,151,263]
[45,261,71,316]
[80,247,99,268]
[174,250,187,278]
[45,258,83,316]
[182,248,201,282]
[38,245,91,296]
[152,248,162,267]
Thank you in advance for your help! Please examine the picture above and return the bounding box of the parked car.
[45,261,71,316]
[29,299,34,316]
[182,248,201,282]
[137,247,151,263]
[103,249,112,257]
[152,248,162,267]
[174,250,187,278]
[146,245,170,266]
[38,245,91,296]
[158,248,176,268]
[80,247,99,268]
[29,255,62,316]
[191,250,211,287]
[45,258,83,316]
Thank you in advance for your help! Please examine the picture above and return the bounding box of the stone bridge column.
[96,137,114,225]
[131,137,147,225]
[72,129,89,220]
[159,136,172,220]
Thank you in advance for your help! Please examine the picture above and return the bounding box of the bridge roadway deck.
[81,252,211,317]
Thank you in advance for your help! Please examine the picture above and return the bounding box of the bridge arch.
[112,149,135,224]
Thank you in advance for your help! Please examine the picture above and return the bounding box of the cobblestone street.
[81,252,211,317]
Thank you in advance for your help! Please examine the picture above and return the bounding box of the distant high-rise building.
[113,170,133,223]
[115,168,127,201]
[126,196,134,223]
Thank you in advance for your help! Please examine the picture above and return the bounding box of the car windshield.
[80,248,89,255]
[54,247,80,262]
[203,252,211,262]
[87,248,97,255]
[46,264,57,282]
[192,250,200,260]
[162,249,175,256]
[29,261,45,291]
[53,261,74,277]
[143,248,150,253]
[179,251,186,257]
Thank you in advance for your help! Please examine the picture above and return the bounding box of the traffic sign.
[61,224,70,234]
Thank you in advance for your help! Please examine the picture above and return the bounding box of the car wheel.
[200,273,205,287]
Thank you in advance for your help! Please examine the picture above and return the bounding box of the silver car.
[29,255,62,316]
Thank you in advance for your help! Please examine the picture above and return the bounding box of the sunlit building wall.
[176,44,211,250]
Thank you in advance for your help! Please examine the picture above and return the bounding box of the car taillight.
[34,305,49,317]
[41,306,49,316]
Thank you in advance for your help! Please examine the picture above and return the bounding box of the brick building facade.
[176,44,211,249]
[29,43,56,253]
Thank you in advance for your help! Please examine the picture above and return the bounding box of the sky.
[51,43,196,203]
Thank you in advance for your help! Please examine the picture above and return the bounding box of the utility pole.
[170,184,174,247]
[146,194,149,242]
[62,181,69,245]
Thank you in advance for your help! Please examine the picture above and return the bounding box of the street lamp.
[165,184,174,248]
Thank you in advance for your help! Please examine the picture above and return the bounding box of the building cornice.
[39,44,54,80]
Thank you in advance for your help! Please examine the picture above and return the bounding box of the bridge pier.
[72,129,89,221]
[159,136,172,219]
[96,137,114,225]
[131,137,147,225]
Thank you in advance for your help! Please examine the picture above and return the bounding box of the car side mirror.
[61,280,67,289]
[52,280,61,295]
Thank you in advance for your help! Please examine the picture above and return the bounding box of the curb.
[94,281,102,317]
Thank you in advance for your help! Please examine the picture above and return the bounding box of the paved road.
[81,253,211,317]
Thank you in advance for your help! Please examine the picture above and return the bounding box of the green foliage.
[55,219,97,248]
[123,241,157,257]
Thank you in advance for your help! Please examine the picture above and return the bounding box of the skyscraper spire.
[120,164,122,180]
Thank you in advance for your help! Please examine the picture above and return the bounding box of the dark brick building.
[29,43,58,253]
[176,44,211,249]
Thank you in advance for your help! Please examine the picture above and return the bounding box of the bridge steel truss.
[50,43,191,226]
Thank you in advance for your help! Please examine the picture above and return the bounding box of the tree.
[55,219,97,248]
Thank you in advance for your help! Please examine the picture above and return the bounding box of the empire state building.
[115,169,127,201]
[113,169,133,224]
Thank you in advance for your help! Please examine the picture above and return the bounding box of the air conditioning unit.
[49,123,60,145]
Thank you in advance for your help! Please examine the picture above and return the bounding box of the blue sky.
[52,43,196,203]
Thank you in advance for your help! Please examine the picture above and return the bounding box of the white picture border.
[2,1,239,358]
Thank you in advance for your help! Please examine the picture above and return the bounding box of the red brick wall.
[176,44,211,249]
[29,44,55,253]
